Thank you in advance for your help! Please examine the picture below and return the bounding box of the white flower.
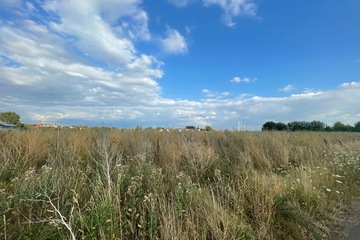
[332,174,344,178]
[326,188,331,192]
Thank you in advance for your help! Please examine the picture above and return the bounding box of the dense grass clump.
[1,128,360,239]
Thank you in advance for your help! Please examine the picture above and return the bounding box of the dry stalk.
[45,194,76,240]
[21,193,76,240]
[3,214,6,240]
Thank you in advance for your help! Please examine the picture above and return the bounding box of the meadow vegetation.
[1,128,360,239]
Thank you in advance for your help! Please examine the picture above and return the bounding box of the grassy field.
[1,128,360,239]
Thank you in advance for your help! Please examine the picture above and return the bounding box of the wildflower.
[332,174,344,178]
[49,220,60,227]
[176,171,185,179]
[335,180,343,184]
[326,188,331,192]
[336,191,340,194]
[11,177,19,182]
[41,165,52,172]
[214,169,221,179]
[25,167,36,177]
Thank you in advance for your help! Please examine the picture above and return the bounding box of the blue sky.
[1,0,359,130]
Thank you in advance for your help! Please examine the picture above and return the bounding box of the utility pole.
[237,120,246,131]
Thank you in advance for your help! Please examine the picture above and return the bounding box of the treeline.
[262,120,360,132]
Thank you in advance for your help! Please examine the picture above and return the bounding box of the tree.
[204,125,214,131]
[287,121,325,131]
[262,121,277,131]
[288,121,310,131]
[275,122,288,131]
[324,125,332,132]
[309,121,325,131]
[332,122,352,132]
[354,121,360,132]
[0,111,22,127]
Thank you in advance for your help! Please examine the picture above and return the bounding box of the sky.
[1,0,360,130]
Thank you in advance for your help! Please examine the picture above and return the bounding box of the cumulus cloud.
[192,83,360,129]
[230,76,256,83]
[160,28,188,54]
[341,81,360,88]
[279,84,295,92]
[1,1,359,130]
[0,0,163,111]
[203,0,257,27]
[198,83,360,129]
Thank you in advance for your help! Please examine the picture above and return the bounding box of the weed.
[0,129,360,239]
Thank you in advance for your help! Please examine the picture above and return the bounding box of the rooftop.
[0,121,17,128]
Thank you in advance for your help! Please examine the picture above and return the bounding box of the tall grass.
[1,129,360,239]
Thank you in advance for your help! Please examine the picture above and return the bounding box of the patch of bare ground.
[327,198,360,239]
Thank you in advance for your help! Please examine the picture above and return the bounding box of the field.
[1,128,360,239]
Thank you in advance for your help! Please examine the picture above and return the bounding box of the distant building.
[0,121,18,131]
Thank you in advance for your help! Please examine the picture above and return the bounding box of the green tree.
[332,122,353,132]
[354,121,360,132]
[204,125,214,131]
[262,121,277,131]
[0,111,22,127]
[288,121,311,131]
[275,122,288,131]
[324,125,332,132]
[309,121,325,131]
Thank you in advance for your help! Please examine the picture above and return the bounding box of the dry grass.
[1,128,360,239]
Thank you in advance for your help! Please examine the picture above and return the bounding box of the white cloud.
[168,0,258,27]
[160,28,188,54]
[0,0,163,110]
[65,71,88,78]
[230,76,256,83]
[203,0,257,27]
[279,84,295,92]
[2,69,360,129]
[196,85,360,129]
[202,89,230,98]
[46,1,137,66]
[202,89,210,94]
[341,81,360,88]
[290,91,323,98]
[1,1,360,130]
[167,0,195,7]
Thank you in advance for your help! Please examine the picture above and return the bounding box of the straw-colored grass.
[1,128,360,239]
